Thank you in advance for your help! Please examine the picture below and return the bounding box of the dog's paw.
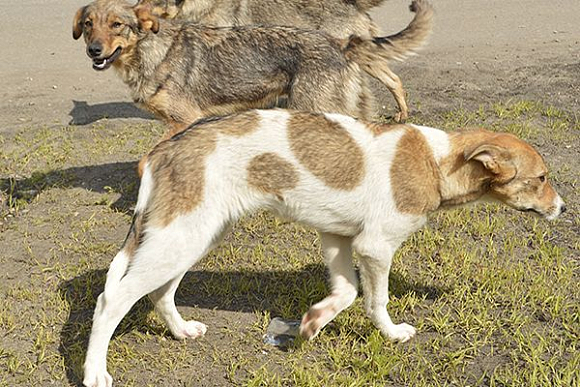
[176,320,207,340]
[383,322,416,343]
[83,368,113,387]
[299,311,321,340]
[299,307,333,340]
[394,111,408,123]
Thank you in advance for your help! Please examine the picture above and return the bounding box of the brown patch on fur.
[137,107,259,177]
[390,127,441,214]
[367,123,405,136]
[247,153,299,197]
[145,112,260,226]
[216,111,260,136]
[288,112,365,191]
[436,132,492,208]
[147,129,217,227]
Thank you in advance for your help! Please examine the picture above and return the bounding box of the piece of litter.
[263,317,300,347]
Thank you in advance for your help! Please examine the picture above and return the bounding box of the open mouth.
[92,47,122,71]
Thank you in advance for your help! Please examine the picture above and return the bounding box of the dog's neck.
[436,132,495,209]
[113,23,178,101]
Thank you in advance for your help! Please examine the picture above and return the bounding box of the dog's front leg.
[300,233,358,340]
[353,233,415,342]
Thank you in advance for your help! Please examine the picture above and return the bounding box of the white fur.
[549,194,566,221]
[411,124,451,161]
[83,110,561,386]
[134,163,153,213]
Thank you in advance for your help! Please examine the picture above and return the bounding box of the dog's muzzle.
[521,200,566,221]
[92,46,122,71]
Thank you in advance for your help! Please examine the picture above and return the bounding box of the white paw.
[83,367,113,387]
[383,322,416,343]
[176,320,207,340]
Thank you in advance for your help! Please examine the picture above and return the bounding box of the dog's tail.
[343,0,434,64]
[104,164,154,294]
[352,0,388,12]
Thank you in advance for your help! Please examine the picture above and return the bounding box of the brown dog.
[73,0,433,141]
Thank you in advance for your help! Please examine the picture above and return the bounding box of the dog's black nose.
[561,205,567,214]
[88,43,103,57]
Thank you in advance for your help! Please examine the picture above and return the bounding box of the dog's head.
[464,133,565,220]
[73,0,160,71]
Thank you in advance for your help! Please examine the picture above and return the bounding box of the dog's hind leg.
[364,65,408,122]
[300,233,358,340]
[83,218,225,387]
[147,222,231,341]
[353,232,416,342]
[148,272,208,340]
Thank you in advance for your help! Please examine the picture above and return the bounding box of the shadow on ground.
[57,264,447,385]
[0,161,138,213]
[69,100,155,125]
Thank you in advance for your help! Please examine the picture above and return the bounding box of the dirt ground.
[1,1,579,386]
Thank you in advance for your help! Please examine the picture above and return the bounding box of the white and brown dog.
[83,109,565,387]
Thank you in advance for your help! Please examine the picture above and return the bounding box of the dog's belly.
[270,201,363,237]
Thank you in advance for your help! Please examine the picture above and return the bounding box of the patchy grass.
[0,101,578,386]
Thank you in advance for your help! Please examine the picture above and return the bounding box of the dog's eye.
[112,21,123,28]
[85,20,93,28]
[539,175,546,183]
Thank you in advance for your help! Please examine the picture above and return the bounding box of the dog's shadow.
[0,161,138,213]
[57,265,446,385]
[68,100,154,125]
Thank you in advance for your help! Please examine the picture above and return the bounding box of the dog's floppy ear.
[134,5,160,33]
[73,6,87,40]
[464,143,516,182]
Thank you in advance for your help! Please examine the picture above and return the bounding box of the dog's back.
[140,0,386,39]
[125,23,372,123]
[142,109,437,234]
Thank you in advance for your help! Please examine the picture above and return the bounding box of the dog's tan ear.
[73,6,87,40]
[134,5,160,33]
[464,143,516,181]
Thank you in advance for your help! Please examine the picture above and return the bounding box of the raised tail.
[351,0,388,12]
[343,0,434,121]
[344,0,434,63]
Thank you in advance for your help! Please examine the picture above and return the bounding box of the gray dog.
[73,0,433,174]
